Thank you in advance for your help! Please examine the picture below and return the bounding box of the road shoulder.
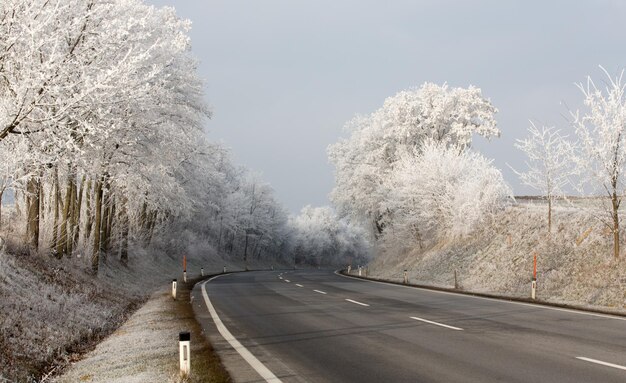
[53,278,230,383]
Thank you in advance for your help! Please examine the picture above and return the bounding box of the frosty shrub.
[389,141,511,247]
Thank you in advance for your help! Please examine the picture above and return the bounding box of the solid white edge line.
[410,316,463,331]
[295,284,303,287]
[345,298,370,307]
[285,279,290,283]
[313,290,327,295]
[201,277,282,383]
[576,357,626,371]
[335,270,626,322]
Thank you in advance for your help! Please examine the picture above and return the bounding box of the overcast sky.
[148,0,626,214]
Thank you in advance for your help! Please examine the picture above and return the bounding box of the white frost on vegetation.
[388,140,511,246]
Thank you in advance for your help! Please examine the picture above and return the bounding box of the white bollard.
[347,265,351,274]
[223,265,226,273]
[179,331,191,377]
[201,267,204,277]
[403,270,408,284]
[531,277,537,300]
[183,271,187,283]
[172,279,177,300]
[358,266,362,276]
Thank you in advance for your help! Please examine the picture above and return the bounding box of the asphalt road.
[192,269,626,383]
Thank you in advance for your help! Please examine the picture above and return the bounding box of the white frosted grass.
[367,204,626,315]
[53,287,182,383]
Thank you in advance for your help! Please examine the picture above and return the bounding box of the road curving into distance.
[191,269,626,383]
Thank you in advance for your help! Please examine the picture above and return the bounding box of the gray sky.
[148,0,626,214]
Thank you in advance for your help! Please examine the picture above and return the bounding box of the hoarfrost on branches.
[328,82,500,238]
[572,67,626,259]
[387,140,511,250]
[512,122,573,233]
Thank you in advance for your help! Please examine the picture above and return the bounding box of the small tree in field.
[573,68,626,260]
[513,122,573,234]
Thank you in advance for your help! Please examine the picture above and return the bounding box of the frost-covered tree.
[290,206,370,266]
[573,68,626,259]
[388,140,511,249]
[513,123,573,233]
[328,83,499,238]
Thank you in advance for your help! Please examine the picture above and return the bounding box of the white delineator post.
[531,253,538,300]
[223,265,226,273]
[179,331,191,377]
[201,267,204,277]
[172,279,177,300]
[358,266,362,276]
[403,269,408,284]
[183,271,187,283]
[347,265,351,274]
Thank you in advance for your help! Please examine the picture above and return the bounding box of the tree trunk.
[146,210,157,245]
[139,201,148,235]
[39,177,44,223]
[14,190,21,217]
[101,196,109,257]
[243,233,249,268]
[73,175,85,247]
[612,192,620,259]
[51,168,60,255]
[119,198,129,265]
[84,179,93,243]
[217,216,223,251]
[58,176,73,257]
[0,188,4,230]
[547,195,552,234]
[252,234,263,260]
[92,178,103,274]
[26,177,40,253]
[104,196,115,253]
[67,177,77,257]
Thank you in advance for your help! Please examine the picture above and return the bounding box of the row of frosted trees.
[0,0,297,273]
[329,71,626,260]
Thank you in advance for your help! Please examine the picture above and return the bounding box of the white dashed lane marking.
[410,316,462,331]
[345,299,370,307]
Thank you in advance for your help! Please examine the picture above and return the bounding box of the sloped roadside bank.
[53,276,231,383]
[358,203,626,317]
[0,246,263,383]
[0,252,149,382]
